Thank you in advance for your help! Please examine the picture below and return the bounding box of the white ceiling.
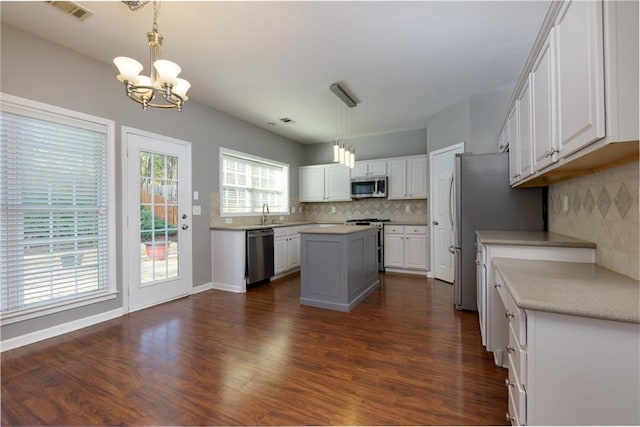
[1,1,549,144]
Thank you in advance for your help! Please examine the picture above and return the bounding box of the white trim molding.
[0,308,124,352]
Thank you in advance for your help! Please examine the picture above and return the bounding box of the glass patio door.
[124,128,192,312]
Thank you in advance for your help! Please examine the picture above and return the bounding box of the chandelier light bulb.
[134,75,154,99]
[333,140,340,163]
[339,144,345,164]
[113,57,143,82]
[350,150,355,169]
[153,59,181,86]
[172,78,191,100]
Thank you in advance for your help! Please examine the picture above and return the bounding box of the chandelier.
[113,1,190,111]
[330,83,357,168]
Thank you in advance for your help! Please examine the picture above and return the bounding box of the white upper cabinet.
[517,79,533,180]
[324,164,351,201]
[299,164,350,202]
[501,0,637,187]
[507,106,520,185]
[531,28,557,172]
[554,0,605,157]
[352,160,386,178]
[387,155,427,200]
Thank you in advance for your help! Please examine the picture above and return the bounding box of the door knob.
[181,224,189,230]
[432,220,439,226]
[182,214,188,219]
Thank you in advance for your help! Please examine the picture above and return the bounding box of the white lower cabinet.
[384,225,428,273]
[273,226,301,276]
[477,238,595,366]
[495,269,640,426]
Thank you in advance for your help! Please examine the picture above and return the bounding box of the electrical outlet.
[193,191,199,201]
[279,216,284,221]
[405,204,410,213]
[291,206,295,213]
[331,206,336,214]
[225,218,232,224]
[299,206,303,213]
[192,205,201,215]
[562,194,569,212]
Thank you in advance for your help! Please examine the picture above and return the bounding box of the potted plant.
[140,206,177,261]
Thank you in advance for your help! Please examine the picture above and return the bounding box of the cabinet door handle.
[506,412,515,423]
[505,378,514,388]
[505,310,515,320]
[494,283,502,288]
[506,345,515,354]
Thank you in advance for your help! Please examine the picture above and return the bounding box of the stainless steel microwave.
[350,176,387,198]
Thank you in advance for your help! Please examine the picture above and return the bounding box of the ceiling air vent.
[46,1,93,21]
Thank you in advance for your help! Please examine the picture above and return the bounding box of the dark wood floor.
[1,273,508,426]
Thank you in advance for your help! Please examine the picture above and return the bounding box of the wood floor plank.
[1,273,508,425]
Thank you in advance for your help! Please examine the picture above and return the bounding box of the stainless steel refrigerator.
[452,152,545,311]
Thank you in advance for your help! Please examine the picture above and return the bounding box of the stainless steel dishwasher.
[246,228,275,285]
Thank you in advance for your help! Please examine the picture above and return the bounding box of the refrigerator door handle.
[448,175,455,229]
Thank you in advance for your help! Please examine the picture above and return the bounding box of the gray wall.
[304,128,428,165]
[425,87,511,155]
[1,25,306,340]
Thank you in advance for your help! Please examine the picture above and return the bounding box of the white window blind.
[220,149,289,215]
[0,105,111,315]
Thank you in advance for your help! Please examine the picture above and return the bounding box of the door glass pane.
[140,151,179,284]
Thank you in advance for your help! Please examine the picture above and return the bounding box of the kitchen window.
[220,148,289,216]
[0,94,116,323]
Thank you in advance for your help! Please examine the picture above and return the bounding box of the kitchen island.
[299,225,379,312]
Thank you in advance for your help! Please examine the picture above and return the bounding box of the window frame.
[219,147,290,217]
[0,93,117,325]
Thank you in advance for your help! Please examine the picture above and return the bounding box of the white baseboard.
[191,282,213,295]
[211,281,246,293]
[0,308,124,353]
[384,267,429,277]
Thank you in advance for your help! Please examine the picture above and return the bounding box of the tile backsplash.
[210,193,428,227]
[548,161,639,280]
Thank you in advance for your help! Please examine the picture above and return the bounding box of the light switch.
[193,191,199,200]
[405,204,410,213]
[562,195,569,212]
[331,206,336,214]
[192,205,201,215]
[225,218,232,224]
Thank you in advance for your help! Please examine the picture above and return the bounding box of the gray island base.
[299,225,379,312]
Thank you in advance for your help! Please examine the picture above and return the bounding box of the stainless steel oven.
[344,218,389,271]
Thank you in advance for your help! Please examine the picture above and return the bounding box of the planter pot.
[61,253,83,268]
[144,242,168,261]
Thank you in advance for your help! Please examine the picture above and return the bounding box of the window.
[220,148,289,216]
[0,94,116,322]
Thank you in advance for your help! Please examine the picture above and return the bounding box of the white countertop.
[476,230,596,248]
[210,221,315,231]
[299,225,378,235]
[493,258,639,323]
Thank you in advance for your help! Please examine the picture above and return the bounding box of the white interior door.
[429,142,464,283]
[124,127,192,312]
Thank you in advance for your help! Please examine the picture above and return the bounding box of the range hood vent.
[46,1,93,21]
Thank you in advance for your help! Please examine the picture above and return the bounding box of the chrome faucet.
[261,203,269,225]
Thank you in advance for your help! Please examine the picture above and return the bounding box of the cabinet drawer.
[507,325,527,388]
[405,225,427,235]
[385,225,403,234]
[274,227,289,238]
[505,291,527,347]
[507,364,526,426]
